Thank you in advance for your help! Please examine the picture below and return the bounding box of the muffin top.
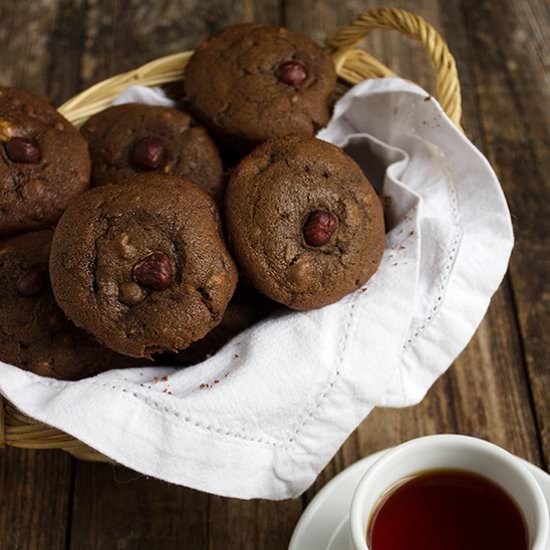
[224,136,385,310]
[0,229,144,380]
[50,175,238,358]
[0,87,90,236]
[81,103,224,197]
[184,24,336,153]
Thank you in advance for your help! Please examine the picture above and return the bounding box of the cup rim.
[349,434,549,550]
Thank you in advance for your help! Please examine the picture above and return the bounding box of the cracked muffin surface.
[81,104,224,197]
[184,23,336,154]
[0,229,145,379]
[50,175,237,358]
[224,136,385,310]
[0,87,90,236]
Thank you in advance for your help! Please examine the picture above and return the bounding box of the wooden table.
[0,1,548,548]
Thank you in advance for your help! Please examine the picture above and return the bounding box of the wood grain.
[79,0,281,92]
[69,463,209,550]
[0,3,74,550]
[47,0,87,105]
[0,0,59,94]
[0,449,72,550]
[0,1,548,549]
[208,497,302,550]
[459,0,550,470]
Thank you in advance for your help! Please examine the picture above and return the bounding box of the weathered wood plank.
[0,3,74,550]
[434,2,541,462]
[459,0,550,471]
[69,463,209,550]
[0,1,58,94]
[208,497,302,550]
[79,0,281,90]
[0,448,73,550]
[47,0,88,105]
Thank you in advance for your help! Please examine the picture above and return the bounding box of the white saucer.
[289,449,550,550]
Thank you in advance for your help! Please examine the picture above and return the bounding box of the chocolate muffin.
[50,175,238,358]
[81,104,224,197]
[0,229,143,380]
[0,87,90,236]
[184,23,336,154]
[225,136,385,310]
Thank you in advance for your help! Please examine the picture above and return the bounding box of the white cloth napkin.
[0,78,513,500]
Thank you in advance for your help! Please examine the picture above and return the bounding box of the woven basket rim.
[1,7,462,461]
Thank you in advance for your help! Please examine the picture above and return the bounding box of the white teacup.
[348,435,549,550]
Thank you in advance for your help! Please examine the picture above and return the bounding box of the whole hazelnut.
[277,61,307,86]
[302,210,338,247]
[131,136,164,170]
[132,252,173,290]
[119,282,146,306]
[6,137,41,164]
[16,266,49,296]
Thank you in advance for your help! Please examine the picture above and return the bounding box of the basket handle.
[327,8,462,127]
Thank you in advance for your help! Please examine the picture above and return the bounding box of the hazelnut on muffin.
[0,87,90,236]
[0,229,146,379]
[50,174,237,358]
[81,104,224,197]
[224,136,385,310]
[184,23,336,154]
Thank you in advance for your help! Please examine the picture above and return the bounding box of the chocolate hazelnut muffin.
[0,229,144,380]
[50,175,238,358]
[184,23,336,154]
[0,87,90,236]
[81,104,224,197]
[225,136,385,310]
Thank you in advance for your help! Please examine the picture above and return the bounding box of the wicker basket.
[0,8,462,462]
